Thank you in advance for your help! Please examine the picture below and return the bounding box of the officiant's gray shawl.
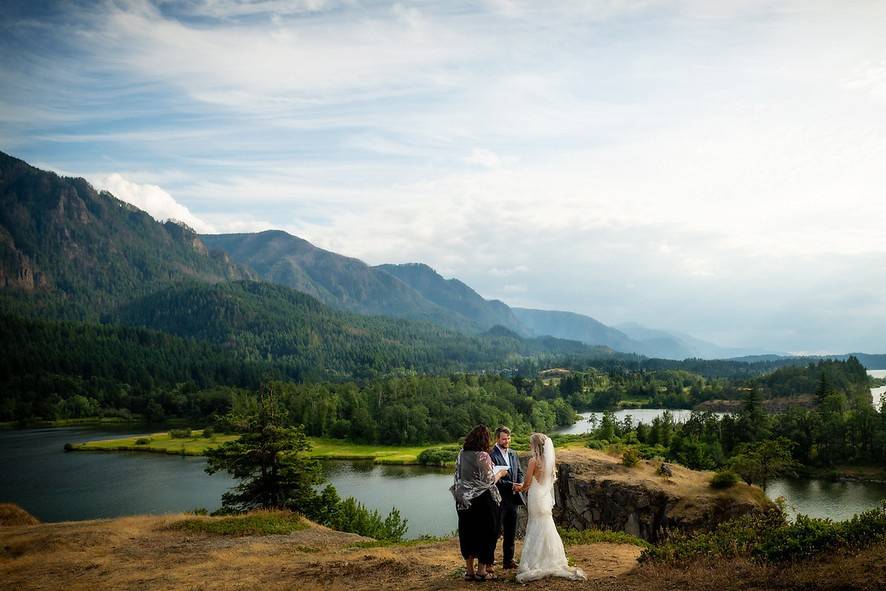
[450,449,502,510]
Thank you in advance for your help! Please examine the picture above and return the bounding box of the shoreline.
[67,431,448,466]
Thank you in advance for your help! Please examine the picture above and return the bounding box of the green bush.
[169,428,192,439]
[135,437,151,445]
[622,447,640,467]
[586,439,605,450]
[329,497,408,542]
[642,502,886,564]
[710,470,740,489]
[417,445,460,466]
[201,427,214,438]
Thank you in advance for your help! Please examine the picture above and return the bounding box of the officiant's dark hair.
[463,424,492,452]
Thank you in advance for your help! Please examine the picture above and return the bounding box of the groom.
[490,426,525,570]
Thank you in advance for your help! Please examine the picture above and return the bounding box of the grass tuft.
[168,510,307,536]
[558,527,650,548]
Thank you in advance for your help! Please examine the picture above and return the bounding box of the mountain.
[111,280,617,380]
[511,307,643,353]
[0,151,250,319]
[201,231,481,333]
[374,262,525,334]
[615,322,778,360]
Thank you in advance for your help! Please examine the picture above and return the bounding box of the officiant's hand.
[512,482,523,492]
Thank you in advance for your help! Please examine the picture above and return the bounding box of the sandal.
[463,573,476,581]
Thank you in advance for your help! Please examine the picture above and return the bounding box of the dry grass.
[0,504,40,527]
[2,508,882,591]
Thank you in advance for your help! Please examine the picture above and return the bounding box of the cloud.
[5,0,886,352]
[93,173,215,234]
[467,148,502,168]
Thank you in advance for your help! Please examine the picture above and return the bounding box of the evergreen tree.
[205,387,323,512]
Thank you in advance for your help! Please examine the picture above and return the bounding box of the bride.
[513,433,587,583]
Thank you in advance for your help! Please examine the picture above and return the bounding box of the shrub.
[622,447,640,467]
[586,439,605,450]
[135,437,151,445]
[642,502,886,564]
[169,429,192,439]
[710,470,740,489]
[417,445,460,466]
[328,497,408,542]
[201,427,214,438]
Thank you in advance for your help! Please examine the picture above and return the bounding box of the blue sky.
[3,0,886,353]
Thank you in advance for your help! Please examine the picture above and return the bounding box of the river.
[870,369,886,411]
[2,373,885,537]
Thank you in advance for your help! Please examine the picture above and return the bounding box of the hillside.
[513,307,642,354]
[200,231,481,332]
[375,262,525,333]
[0,151,250,320]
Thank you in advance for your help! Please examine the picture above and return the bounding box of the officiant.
[490,425,526,570]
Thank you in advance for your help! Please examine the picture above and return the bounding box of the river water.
[2,370,884,537]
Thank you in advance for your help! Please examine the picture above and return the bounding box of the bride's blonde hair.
[530,432,547,459]
[530,432,556,481]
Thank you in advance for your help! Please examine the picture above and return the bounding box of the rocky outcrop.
[517,448,773,542]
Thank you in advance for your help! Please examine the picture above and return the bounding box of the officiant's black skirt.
[457,490,500,563]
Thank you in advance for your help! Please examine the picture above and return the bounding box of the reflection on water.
[767,477,886,522]
[555,409,707,435]
[0,427,456,538]
[322,461,456,538]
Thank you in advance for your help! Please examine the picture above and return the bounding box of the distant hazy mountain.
[0,151,250,319]
[375,263,525,334]
[511,308,641,352]
[615,322,778,360]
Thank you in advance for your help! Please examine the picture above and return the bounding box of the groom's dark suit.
[490,445,525,567]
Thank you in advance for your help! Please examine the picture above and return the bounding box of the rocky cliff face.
[517,448,773,542]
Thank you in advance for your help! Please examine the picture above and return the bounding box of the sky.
[2,0,886,354]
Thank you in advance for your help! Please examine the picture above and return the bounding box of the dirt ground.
[2,513,885,591]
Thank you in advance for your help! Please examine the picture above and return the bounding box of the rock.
[515,448,773,542]
[657,463,673,478]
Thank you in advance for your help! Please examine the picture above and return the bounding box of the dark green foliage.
[0,311,261,422]
[710,470,740,489]
[326,497,408,542]
[730,438,796,490]
[643,502,886,564]
[272,375,575,445]
[417,445,461,466]
[622,447,641,467]
[169,429,192,439]
[205,390,324,513]
[135,437,151,445]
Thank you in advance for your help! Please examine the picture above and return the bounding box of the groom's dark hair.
[495,426,510,438]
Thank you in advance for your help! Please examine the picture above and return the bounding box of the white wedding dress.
[516,438,587,583]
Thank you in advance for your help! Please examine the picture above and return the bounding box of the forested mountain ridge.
[374,262,525,333]
[111,280,616,381]
[0,151,252,319]
[200,232,521,334]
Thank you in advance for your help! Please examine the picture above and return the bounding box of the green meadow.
[70,431,444,464]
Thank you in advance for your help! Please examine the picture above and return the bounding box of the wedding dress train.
[516,437,587,583]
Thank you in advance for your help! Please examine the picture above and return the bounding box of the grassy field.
[70,431,444,464]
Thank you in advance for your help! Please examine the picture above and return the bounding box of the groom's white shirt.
[494,444,510,469]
